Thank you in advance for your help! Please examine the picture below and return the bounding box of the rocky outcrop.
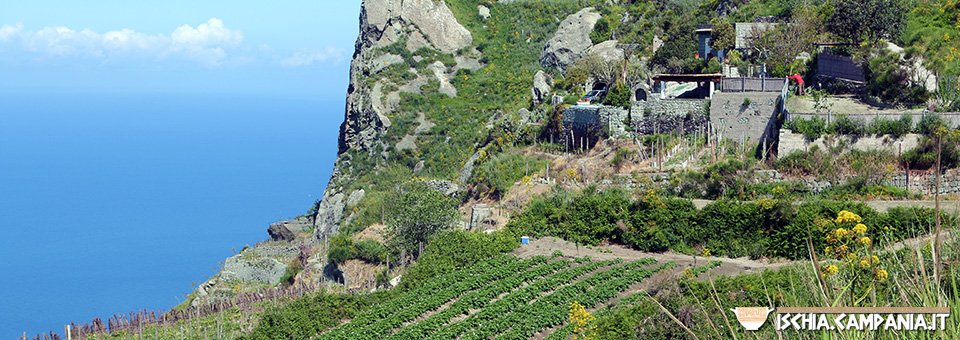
[540,8,601,71]
[220,255,288,285]
[587,40,624,62]
[313,190,346,238]
[428,61,458,98]
[359,0,472,53]
[478,5,491,19]
[531,70,552,105]
[267,216,313,241]
[425,179,460,196]
[340,0,473,156]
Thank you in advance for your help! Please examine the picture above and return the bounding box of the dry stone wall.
[778,130,921,157]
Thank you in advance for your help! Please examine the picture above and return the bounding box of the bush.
[326,234,388,266]
[603,82,631,109]
[387,181,459,259]
[784,115,828,140]
[916,112,945,136]
[869,113,912,137]
[902,136,960,170]
[828,114,866,136]
[400,229,519,290]
[472,152,548,198]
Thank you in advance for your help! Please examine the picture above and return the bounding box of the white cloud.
[170,18,242,50]
[0,18,243,66]
[0,23,23,41]
[280,46,347,67]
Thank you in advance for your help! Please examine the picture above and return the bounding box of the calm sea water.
[0,92,342,338]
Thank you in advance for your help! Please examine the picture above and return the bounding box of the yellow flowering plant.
[821,210,888,305]
[568,301,596,340]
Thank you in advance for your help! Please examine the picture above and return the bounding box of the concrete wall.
[710,91,782,151]
[778,130,921,157]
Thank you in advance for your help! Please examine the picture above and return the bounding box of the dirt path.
[511,237,788,279]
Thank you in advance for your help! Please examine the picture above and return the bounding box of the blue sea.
[0,92,342,338]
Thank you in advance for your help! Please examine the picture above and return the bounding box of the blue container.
[521,236,530,244]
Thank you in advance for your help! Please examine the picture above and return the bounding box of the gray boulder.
[313,191,346,239]
[425,179,460,197]
[531,70,552,105]
[587,40,624,62]
[220,255,288,285]
[267,216,314,241]
[400,0,472,53]
[478,5,491,19]
[540,8,601,71]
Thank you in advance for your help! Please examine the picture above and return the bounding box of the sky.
[0,1,362,338]
[0,1,361,96]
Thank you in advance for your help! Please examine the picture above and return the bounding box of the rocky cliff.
[314,0,475,239]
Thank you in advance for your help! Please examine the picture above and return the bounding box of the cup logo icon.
[730,307,774,330]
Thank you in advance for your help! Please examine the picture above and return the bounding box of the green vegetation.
[399,229,519,290]
[387,181,459,259]
[784,112,952,140]
[827,0,907,43]
[241,291,396,340]
[586,214,960,339]
[603,82,631,109]
[507,186,953,260]
[327,233,389,266]
[471,151,549,198]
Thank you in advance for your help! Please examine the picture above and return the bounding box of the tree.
[750,7,823,76]
[709,18,735,53]
[387,181,459,259]
[826,0,906,43]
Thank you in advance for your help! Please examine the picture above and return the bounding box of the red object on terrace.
[788,74,804,84]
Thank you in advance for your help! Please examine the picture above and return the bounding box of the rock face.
[540,8,601,71]
[587,40,624,62]
[531,70,553,105]
[328,0,475,241]
[313,191,346,238]
[341,0,473,155]
[267,216,313,241]
[220,255,288,285]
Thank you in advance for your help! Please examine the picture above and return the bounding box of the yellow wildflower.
[835,228,848,239]
[858,237,871,246]
[823,265,839,277]
[825,246,834,254]
[847,253,857,261]
[836,210,862,224]
[871,256,879,265]
[853,223,867,235]
[837,244,849,255]
[874,268,889,281]
[860,259,871,268]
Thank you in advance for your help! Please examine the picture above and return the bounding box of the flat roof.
[653,73,724,82]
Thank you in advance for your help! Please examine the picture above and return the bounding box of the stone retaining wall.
[632,97,708,117]
[778,130,921,157]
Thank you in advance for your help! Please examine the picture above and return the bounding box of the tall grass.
[600,222,960,340]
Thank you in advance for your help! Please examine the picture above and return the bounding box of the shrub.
[828,114,866,136]
[399,229,519,290]
[387,181,459,259]
[869,113,912,137]
[784,115,828,140]
[603,82,631,109]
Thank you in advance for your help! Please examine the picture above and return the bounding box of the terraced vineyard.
[316,253,677,340]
